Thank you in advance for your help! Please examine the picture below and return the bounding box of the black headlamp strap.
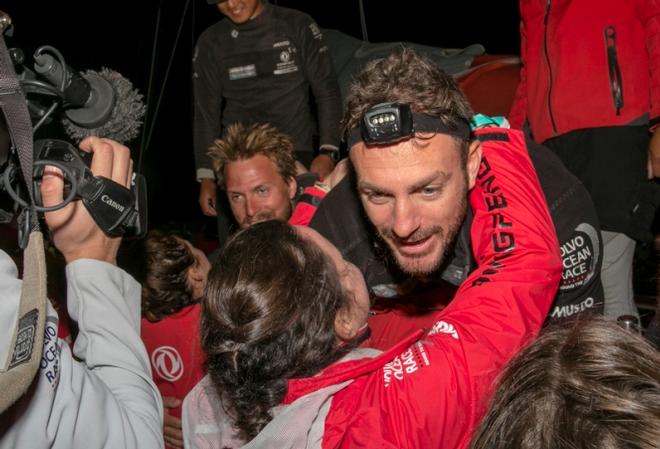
[347,111,471,148]
[0,19,38,235]
[411,114,471,141]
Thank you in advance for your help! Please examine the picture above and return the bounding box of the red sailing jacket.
[183,128,562,449]
[508,0,660,143]
[141,303,205,420]
[289,185,327,226]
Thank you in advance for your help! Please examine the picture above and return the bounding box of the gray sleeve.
[0,259,163,449]
[193,31,224,178]
[63,259,164,448]
[298,20,342,150]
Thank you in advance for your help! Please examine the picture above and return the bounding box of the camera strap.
[0,12,47,414]
[0,19,37,233]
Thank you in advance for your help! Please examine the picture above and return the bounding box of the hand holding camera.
[41,137,136,263]
[3,137,147,244]
[33,138,146,236]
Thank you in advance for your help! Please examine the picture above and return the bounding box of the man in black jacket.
[194,0,342,242]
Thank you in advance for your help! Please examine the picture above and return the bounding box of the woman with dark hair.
[140,231,211,449]
[182,108,563,448]
[469,317,660,449]
[183,220,560,448]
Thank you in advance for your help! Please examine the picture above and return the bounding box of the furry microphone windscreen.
[61,67,147,144]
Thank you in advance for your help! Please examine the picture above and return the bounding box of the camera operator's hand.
[41,137,132,264]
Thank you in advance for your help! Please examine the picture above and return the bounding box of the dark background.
[2,0,520,229]
[3,1,657,311]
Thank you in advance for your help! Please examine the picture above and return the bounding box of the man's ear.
[466,140,483,190]
[287,176,298,200]
[334,307,358,342]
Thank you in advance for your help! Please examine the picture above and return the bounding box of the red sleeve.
[445,128,562,344]
[377,129,562,449]
[507,1,528,129]
[639,0,660,129]
[288,186,327,226]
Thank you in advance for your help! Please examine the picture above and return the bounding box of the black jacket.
[192,2,342,178]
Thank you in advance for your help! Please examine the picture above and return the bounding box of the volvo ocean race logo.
[559,223,599,291]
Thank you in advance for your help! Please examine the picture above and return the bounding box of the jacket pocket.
[604,26,624,115]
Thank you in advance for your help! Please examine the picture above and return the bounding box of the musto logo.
[560,223,599,291]
[151,346,184,382]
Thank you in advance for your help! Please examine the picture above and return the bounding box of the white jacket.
[0,250,163,449]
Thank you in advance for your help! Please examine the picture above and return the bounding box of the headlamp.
[361,103,414,144]
[347,102,471,147]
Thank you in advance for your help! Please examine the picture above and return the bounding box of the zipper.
[543,0,558,134]
[604,26,624,115]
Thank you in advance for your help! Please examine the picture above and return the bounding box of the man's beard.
[377,192,468,278]
[242,201,293,228]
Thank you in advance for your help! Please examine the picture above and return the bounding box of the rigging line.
[358,0,369,42]
[138,0,163,173]
[141,0,192,171]
[189,0,196,149]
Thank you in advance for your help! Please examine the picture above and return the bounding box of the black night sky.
[3,0,520,230]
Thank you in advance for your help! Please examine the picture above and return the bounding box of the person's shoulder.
[183,374,223,424]
[197,19,232,46]
[270,4,316,27]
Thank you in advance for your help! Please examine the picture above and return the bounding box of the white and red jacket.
[508,0,660,143]
[182,131,562,449]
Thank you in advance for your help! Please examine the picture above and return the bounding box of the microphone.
[33,52,146,144]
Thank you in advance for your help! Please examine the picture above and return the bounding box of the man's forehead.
[225,154,283,187]
[349,136,464,195]
[350,134,462,174]
[350,132,461,155]
[226,154,279,177]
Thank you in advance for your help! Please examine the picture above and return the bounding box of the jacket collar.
[282,329,424,404]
